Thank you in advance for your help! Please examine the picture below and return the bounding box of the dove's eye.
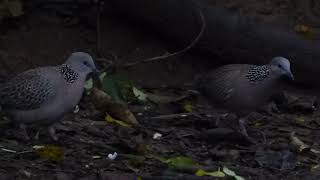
[83,61,89,66]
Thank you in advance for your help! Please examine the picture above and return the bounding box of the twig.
[0,147,33,154]
[35,167,77,173]
[123,7,206,68]
[141,175,214,180]
[150,113,197,120]
[1,148,17,153]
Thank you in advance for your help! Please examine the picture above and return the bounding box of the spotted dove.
[0,52,98,140]
[202,56,294,113]
[201,57,294,143]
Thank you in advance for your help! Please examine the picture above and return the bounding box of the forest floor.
[0,0,320,179]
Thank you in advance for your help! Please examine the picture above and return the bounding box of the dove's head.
[270,56,294,81]
[66,52,99,77]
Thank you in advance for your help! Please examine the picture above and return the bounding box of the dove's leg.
[238,115,257,144]
[48,126,58,141]
[34,127,43,140]
[214,113,229,127]
[19,123,31,140]
[259,102,279,115]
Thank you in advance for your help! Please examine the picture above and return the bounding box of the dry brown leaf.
[91,87,139,126]
[294,24,316,40]
[33,145,64,161]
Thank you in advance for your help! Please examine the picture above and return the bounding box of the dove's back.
[0,65,86,125]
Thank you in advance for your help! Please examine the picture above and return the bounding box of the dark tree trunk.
[105,0,320,88]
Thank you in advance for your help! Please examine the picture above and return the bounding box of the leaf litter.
[0,69,319,179]
[0,0,319,178]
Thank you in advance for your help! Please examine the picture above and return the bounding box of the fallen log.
[105,0,320,88]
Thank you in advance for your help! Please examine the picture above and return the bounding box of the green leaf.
[165,156,199,170]
[150,155,199,169]
[133,87,147,101]
[84,78,93,90]
[101,72,134,104]
[99,72,107,80]
[223,166,245,180]
[195,169,206,176]
[195,169,225,177]
[148,154,167,163]
[102,76,126,104]
[84,72,106,91]
[183,101,194,112]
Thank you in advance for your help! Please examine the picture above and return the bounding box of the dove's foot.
[238,117,257,144]
[19,123,31,141]
[260,102,279,115]
[34,127,43,140]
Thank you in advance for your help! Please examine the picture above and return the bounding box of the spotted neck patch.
[59,64,79,83]
[246,65,270,83]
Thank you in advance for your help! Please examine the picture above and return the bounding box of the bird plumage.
[201,57,293,112]
[0,52,97,140]
[0,68,56,110]
[200,56,293,144]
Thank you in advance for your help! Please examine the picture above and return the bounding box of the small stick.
[1,148,17,153]
[151,113,197,120]
[0,147,32,154]
[123,7,206,68]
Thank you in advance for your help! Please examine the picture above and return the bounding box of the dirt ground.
[0,0,320,179]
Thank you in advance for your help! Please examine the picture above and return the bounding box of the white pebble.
[153,132,162,140]
[108,152,118,160]
[181,114,188,117]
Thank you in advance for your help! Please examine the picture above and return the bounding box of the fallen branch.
[122,6,206,68]
[141,175,214,180]
[151,113,198,120]
[0,144,33,154]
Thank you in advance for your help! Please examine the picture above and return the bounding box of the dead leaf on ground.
[294,24,316,40]
[91,87,139,126]
[290,132,320,154]
[33,145,64,161]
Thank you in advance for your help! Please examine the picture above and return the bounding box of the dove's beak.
[286,71,294,81]
[92,69,100,80]
[93,68,100,75]
[91,61,100,75]
[91,68,102,88]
